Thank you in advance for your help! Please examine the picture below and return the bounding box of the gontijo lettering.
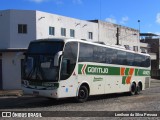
[88,67,108,74]
[143,71,150,75]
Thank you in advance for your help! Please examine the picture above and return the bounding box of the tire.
[130,83,136,95]
[76,86,89,103]
[135,84,141,95]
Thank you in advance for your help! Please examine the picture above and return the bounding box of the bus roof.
[30,38,150,56]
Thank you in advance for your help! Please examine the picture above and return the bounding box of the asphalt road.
[0,80,160,120]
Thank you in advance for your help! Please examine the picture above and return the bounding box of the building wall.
[0,10,36,49]
[2,52,23,89]
[0,10,139,49]
[9,10,36,48]
[98,21,140,51]
[141,38,160,78]
[0,10,10,48]
[36,11,98,41]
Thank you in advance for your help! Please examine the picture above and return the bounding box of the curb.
[0,90,22,97]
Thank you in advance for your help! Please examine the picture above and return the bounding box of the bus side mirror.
[62,59,70,74]
[54,51,63,66]
[61,59,70,78]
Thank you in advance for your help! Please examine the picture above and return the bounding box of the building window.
[141,48,146,53]
[124,45,130,50]
[88,32,93,39]
[49,27,55,35]
[70,29,75,37]
[18,24,27,34]
[61,28,66,36]
[133,46,138,52]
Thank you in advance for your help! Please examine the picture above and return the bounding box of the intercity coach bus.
[22,38,150,102]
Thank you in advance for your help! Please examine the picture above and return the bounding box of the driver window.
[60,42,78,80]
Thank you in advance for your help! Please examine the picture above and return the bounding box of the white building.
[90,20,139,51]
[0,9,140,90]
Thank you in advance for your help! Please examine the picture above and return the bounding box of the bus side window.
[145,56,150,67]
[117,50,126,65]
[79,43,94,62]
[93,46,106,63]
[141,56,150,67]
[60,42,78,80]
[127,52,134,66]
[61,59,70,75]
[134,54,141,66]
[106,48,117,64]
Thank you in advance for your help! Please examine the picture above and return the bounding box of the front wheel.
[76,86,89,103]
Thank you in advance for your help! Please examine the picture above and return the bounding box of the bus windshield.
[22,41,64,82]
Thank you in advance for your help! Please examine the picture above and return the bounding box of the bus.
[22,38,150,102]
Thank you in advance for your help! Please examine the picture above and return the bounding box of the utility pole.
[116,27,120,45]
[138,20,141,33]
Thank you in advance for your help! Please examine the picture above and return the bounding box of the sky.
[1,0,160,35]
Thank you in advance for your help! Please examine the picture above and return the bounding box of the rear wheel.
[136,83,142,95]
[135,85,140,95]
[76,86,89,103]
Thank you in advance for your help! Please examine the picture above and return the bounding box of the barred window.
[18,24,27,34]
[61,28,66,36]
[49,27,55,35]
[70,29,75,37]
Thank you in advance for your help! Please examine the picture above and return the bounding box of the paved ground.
[0,79,160,120]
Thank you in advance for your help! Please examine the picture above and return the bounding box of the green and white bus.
[22,38,150,102]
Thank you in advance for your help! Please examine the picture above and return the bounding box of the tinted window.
[127,52,134,66]
[134,54,142,66]
[145,56,150,67]
[79,43,94,62]
[117,50,126,65]
[78,43,150,68]
[28,42,64,55]
[93,46,106,63]
[106,48,117,64]
[79,43,106,63]
[60,42,78,80]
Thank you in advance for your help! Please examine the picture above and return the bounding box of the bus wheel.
[135,84,141,95]
[76,86,89,103]
[130,83,136,95]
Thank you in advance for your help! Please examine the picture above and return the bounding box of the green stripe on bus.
[78,64,83,74]
[86,65,120,75]
[78,64,150,76]
[125,68,130,75]
[78,64,120,75]
[122,76,127,84]
[135,69,150,76]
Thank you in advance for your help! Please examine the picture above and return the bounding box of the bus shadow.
[0,93,133,110]
[88,92,131,102]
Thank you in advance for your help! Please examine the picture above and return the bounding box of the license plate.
[33,91,39,96]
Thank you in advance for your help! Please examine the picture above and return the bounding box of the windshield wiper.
[26,56,45,80]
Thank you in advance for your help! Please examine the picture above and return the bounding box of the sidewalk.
[0,90,22,96]
[150,78,160,88]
